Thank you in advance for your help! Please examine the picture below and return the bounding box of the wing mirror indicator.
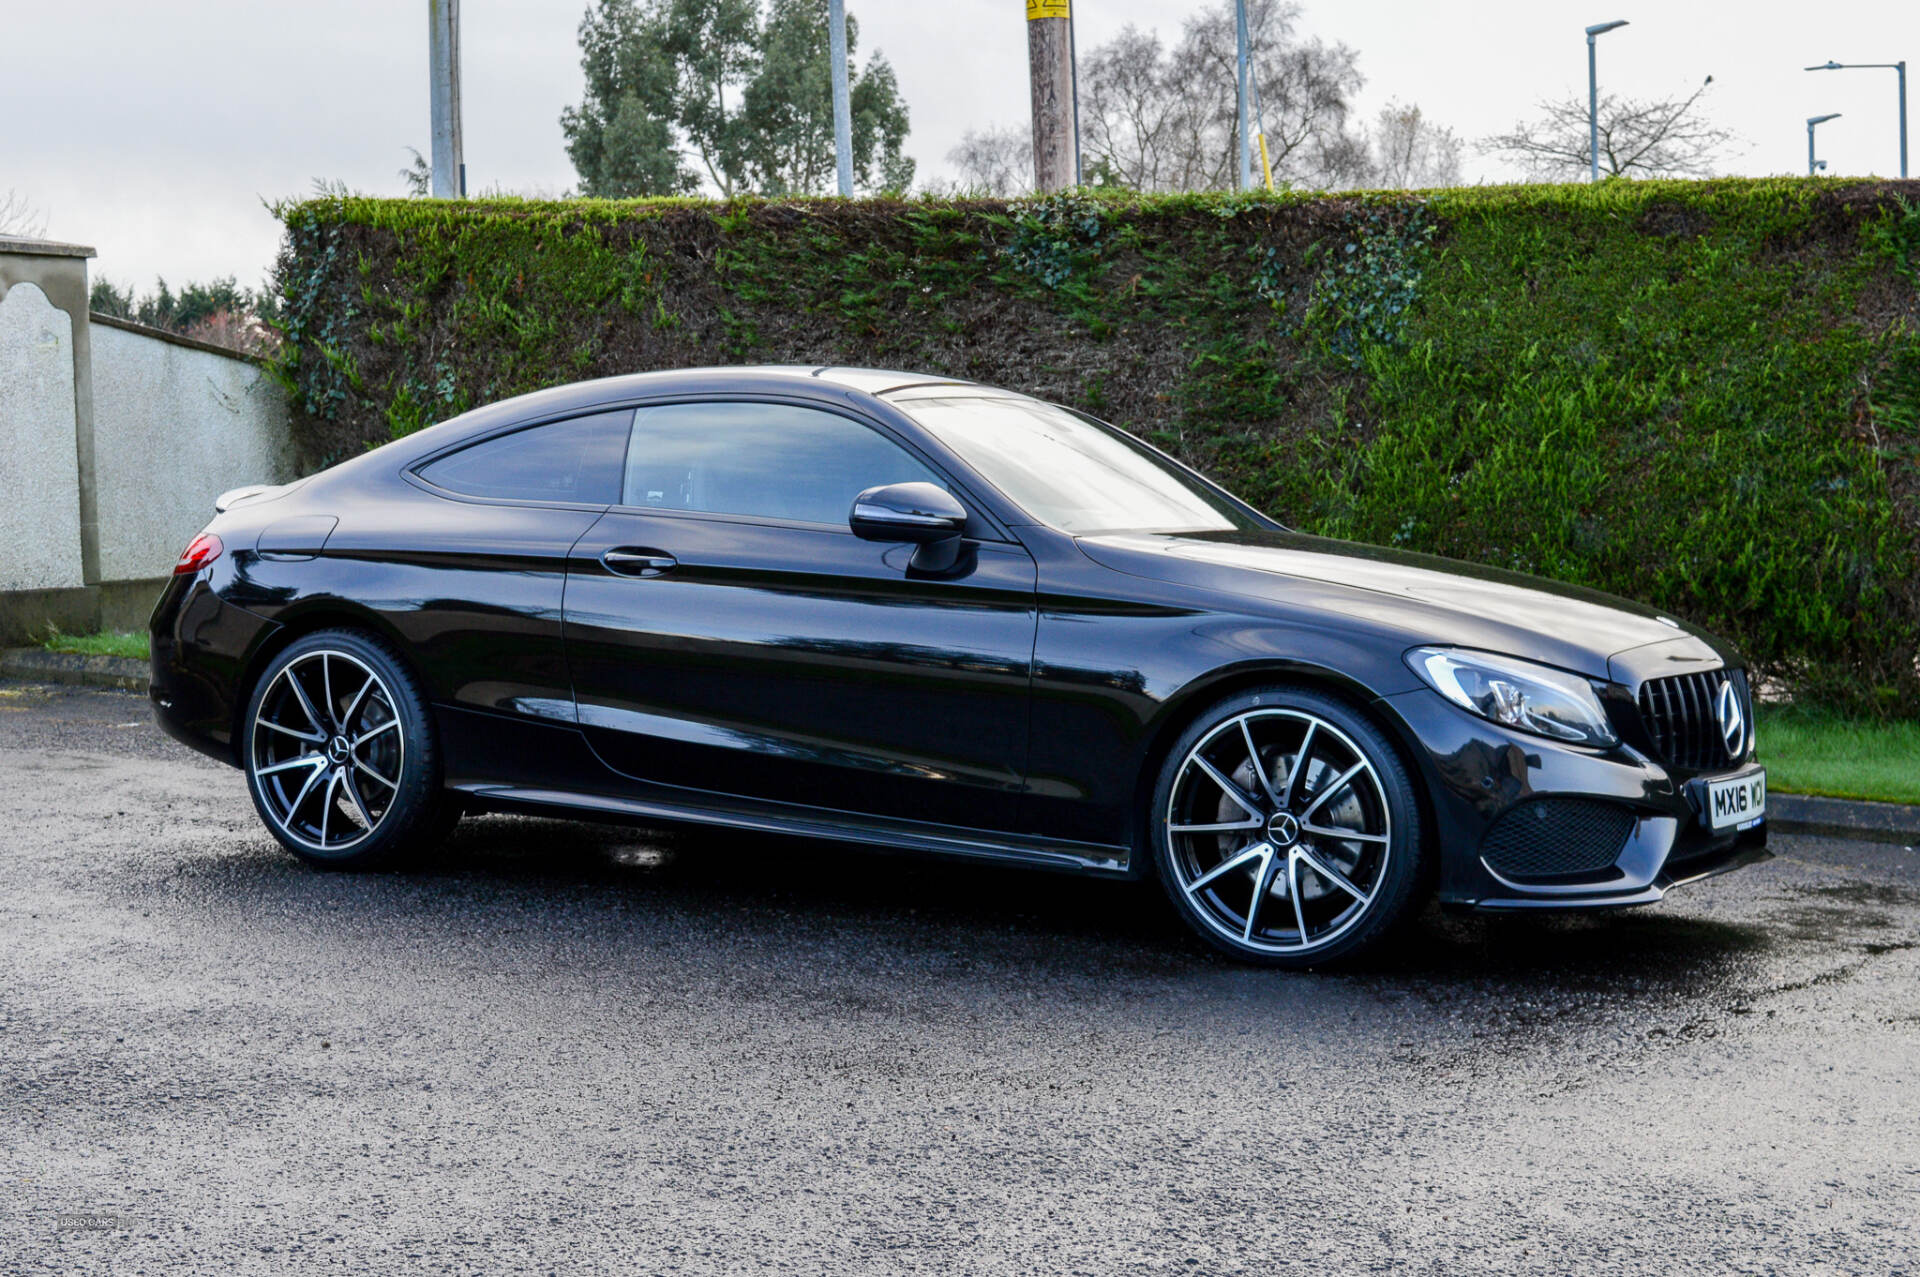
[850,482,970,573]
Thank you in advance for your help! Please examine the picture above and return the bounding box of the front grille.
[1480,798,1635,880]
[1637,668,1748,772]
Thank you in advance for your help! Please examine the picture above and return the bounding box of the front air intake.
[1480,798,1635,881]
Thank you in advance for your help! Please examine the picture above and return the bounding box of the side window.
[621,402,944,525]
[418,410,632,505]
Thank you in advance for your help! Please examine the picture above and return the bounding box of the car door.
[563,398,1038,832]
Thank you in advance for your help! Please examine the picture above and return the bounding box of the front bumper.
[1380,687,1770,911]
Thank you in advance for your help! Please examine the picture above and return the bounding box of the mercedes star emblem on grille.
[1715,679,1745,758]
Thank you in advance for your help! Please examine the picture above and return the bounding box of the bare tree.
[1080,26,1211,191]
[1185,0,1370,188]
[0,189,49,238]
[1079,0,1368,192]
[1483,79,1733,180]
[1369,100,1462,189]
[945,124,1032,196]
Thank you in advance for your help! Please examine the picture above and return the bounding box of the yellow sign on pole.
[1027,0,1069,18]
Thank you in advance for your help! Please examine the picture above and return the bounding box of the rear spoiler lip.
[214,482,291,514]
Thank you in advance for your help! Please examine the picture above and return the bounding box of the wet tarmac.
[3,681,1917,1274]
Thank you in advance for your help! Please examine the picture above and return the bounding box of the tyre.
[242,629,459,869]
[1149,685,1428,967]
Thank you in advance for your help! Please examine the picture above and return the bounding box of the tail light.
[173,532,224,575]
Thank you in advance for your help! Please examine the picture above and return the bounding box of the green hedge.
[270,179,1920,715]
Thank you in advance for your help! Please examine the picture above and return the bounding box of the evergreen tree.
[561,0,693,196]
[561,0,913,198]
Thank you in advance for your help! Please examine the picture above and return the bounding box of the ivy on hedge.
[268,179,1920,716]
[1297,200,1434,364]
[1001,192,1110,289]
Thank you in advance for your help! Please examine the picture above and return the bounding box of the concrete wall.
[90,318,295,582]
[0,237,296,644]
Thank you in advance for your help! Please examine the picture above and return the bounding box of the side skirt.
[436,701,1132,877]
[453,781,1134,878]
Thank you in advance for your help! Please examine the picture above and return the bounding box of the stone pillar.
[0,237,100,642]
[0,237,98,584]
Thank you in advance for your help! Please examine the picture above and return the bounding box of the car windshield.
[889,393,1256,535]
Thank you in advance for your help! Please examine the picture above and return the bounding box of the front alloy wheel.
[1153,687,1427,966]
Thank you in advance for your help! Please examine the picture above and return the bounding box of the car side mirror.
[850,482,970,573]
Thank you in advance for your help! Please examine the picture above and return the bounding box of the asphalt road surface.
[3,680,1917,1275]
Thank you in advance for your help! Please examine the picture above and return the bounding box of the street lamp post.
[1236,0,1253,191]
[429,0,464,198]
[1586,20,1630,182]
[1806,60,1907,179]
[828,0,852,196]
[1808,113,1843,176]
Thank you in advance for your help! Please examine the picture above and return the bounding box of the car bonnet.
[1075,529,1732,682]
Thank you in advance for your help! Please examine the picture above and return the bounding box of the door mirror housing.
[850,482,970,573]
[850,482,968,543]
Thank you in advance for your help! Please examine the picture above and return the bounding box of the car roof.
[749,365,976,394]
[594,364,977,397]
[366,365,990,470]
[324,364,1277,541]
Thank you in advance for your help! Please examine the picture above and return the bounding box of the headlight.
[1408,648,1618,748]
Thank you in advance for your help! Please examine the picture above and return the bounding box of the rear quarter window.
[417,410,633,505]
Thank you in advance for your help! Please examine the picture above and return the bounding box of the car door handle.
[601,548,677,577]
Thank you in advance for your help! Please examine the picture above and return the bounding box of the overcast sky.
[3,1,1912,292]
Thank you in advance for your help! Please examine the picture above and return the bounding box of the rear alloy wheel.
[1151,687,1427,967]
[244,630,455,868]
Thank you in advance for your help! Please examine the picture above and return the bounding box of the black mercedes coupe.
[150,366,1769,966]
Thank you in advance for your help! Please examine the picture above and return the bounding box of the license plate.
[1704,768,1766,830]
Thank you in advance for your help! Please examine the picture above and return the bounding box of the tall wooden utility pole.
[430,0,464,197]
[1026,0,1076,192]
